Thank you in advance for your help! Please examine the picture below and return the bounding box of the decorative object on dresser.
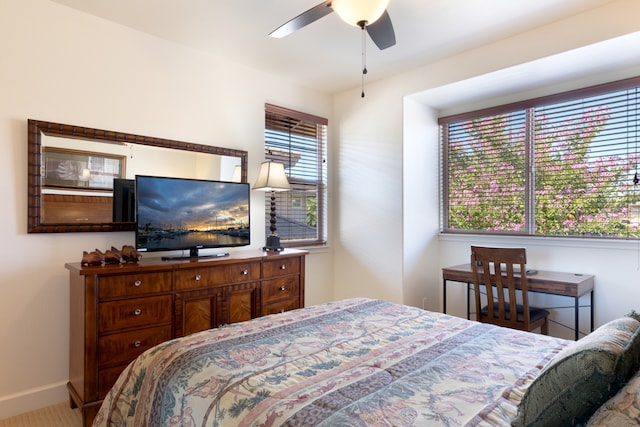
[66,248,307,427]
[80,245,142,266]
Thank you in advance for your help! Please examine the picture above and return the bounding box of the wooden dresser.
[66,249,306,427]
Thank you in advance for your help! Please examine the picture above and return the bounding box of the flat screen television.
[135,175,250,260]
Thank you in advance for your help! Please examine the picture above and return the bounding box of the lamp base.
[263,235,284,252]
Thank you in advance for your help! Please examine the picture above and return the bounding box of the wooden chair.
[470,246,549,335]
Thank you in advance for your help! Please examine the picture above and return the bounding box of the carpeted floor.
[0,403,81,427]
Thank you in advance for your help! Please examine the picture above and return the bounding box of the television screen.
[135,175,250,259]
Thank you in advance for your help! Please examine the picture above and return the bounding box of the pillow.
[587,368,640,426]
[617,324,640,384]
[512,316,640,427]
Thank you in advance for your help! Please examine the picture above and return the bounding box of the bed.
[93,298,640,426]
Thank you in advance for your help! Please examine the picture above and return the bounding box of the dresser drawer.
[98,295,172,332]
[98,325,172,366]
[262,276,300,304]
[98,272,172,298]
[175,262,260,290]
[263,257,300,278]
[263,297,300,315]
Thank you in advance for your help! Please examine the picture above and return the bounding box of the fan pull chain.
[360,22,367,98]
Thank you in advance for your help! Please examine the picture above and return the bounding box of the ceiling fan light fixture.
[332,0,390,27]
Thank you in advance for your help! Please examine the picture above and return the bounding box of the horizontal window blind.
[534,89,639,237]
[441,76,640,239]
[264,104,327,246]
[446,111,527,233]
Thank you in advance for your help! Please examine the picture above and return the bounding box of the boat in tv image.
[135,175,250,260]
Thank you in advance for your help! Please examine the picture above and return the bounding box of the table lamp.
[253,161,290,251]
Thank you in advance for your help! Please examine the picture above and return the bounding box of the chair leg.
[541,317,549,335]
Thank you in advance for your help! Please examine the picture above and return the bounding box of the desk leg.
[590,290,594,333]
[574,296,580,341]
[467,283,471,320]
[443,279,447,314]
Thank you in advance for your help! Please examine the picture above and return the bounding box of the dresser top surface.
[66,248,308,275]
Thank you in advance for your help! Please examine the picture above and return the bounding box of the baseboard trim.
[0,381,68,420]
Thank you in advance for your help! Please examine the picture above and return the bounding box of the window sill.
[438,232,640,251]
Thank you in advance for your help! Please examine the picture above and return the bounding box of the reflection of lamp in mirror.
[231,165,242,183]
[80,168,91,182]
[253,161,290,251]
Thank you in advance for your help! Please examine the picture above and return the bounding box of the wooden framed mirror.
[27,119,248,233]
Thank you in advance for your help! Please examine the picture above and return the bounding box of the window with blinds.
[440,76,640,239]
[264,104,328,246]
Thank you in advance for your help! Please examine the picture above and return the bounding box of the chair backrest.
[470,246,531,330]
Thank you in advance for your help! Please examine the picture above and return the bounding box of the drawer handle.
[195,275,201,281]
[279,286,286,291]
[134,308,142,316]
[280,265,286,270]
[242,270,249,275]
[134,340,142,348]
[134,280,142,287]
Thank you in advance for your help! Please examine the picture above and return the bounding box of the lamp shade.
[332,0,390,27]
[253,161,290,192]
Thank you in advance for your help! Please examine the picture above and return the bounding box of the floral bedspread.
[93,298,568,426]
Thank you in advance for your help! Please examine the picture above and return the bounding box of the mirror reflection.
[28,120,248,233]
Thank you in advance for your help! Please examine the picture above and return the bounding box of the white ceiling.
[50,0,617,94]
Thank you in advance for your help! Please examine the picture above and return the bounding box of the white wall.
[332,84,405,303]
[402,99,440,310]
[0,0,333,418]
[332,0,640,335]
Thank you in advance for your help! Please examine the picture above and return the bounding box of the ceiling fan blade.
[269,1,333,39]
[366,10,396,50]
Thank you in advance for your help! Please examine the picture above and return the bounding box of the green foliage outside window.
[446,100,640,238]
[306,196,317,227]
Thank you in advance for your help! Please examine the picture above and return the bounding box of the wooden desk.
[442,263,595,340]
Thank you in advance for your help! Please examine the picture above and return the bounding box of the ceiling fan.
[269,0,396,50]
